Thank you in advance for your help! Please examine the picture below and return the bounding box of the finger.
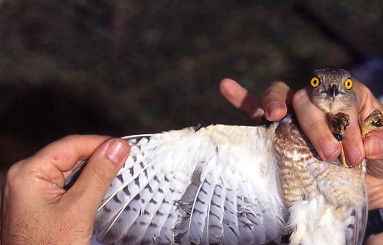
[219,78,264,121]
[366,233,383,244]
[368,196,383,211]
[357,80,383,159]
[354,80,382,120]
[367,174,383,194]
[366,175,383,210]
[367,185,383,210]
[342,108,365,166]
[31,135,111,172]
[353,80,383,161]
[64,138,130,213]
[367,158,383,179]
[292,88,342,161]
[22,135,111,188]
[364,131,383,159]
[261,81,291,121]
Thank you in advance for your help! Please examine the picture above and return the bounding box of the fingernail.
[346,146,364,166]
[266,102,282,118]
[319,140,340,161]
[365,136,383,157]
[106,140,130,164]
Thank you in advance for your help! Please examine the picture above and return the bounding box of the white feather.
[59,119,367,245]
[289,195,345,245]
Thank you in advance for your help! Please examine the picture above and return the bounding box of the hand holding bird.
[3,68,383,245]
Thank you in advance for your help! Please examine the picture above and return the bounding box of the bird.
[65,68,383,245]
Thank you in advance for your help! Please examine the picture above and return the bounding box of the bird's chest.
[316,96,349,114]
[273,121,319,206]
[273,120,365,208]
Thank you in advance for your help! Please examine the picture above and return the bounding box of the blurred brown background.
[0,0,382,174]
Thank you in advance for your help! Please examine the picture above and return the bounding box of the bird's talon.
[327,112,350,140]
[334,133,343,141]
[372,120,383,127]
[361,109,383,138]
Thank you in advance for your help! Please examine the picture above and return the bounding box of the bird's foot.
[327,112,350,141]
[361,109,383,139]
[326,112,351,167]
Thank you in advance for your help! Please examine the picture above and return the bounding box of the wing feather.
[118,175,171,244]
[67,124,285,244]
[156,187,185,244]
[139,178,184,244]
[208,177,226,243]
[188,171,217,244]
[223,184,240,245]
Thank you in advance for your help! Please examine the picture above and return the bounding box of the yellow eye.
[344,79,353,89]
[310,77,320,88]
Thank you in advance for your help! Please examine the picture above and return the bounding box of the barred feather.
[63,123,366,245]
[207,178,226,243]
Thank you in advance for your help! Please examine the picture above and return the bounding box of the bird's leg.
[327,112,350,141]
[361,109,383,139]
[326,112,350,167]
[327,110,383,168]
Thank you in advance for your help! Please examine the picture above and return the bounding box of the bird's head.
[309,68,356,113]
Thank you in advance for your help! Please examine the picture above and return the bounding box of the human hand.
[366,232,383,245]
[1,135,130,244]
[220,78,383,208]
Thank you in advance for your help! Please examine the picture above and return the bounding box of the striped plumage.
[83,120,366,245]
[65,68,371,244]
[92,124,287,244]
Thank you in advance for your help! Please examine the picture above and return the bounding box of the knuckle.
[262,87,275,99]
[292,89,309,107]
[61,134,81,142]
[270,81,288,88]
[263,81,286,97]
[367,153,383,161]
[5,161,24,186]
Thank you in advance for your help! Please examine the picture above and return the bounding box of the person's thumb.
[63,138,130,214]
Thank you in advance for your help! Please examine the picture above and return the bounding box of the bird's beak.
[328,83,339,99]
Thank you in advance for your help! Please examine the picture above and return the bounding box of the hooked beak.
[327,83,339,99]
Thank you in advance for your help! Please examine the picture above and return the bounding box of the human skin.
[1,135,130,244]
[2,79,383,244]
[220,78,383,209]
[367,232,383,245]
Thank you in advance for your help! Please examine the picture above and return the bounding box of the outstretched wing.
[68,124,287,244]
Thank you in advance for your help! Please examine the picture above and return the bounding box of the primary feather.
[63,68,369,244]
[64,121,366,245]
[86,124,288,244]
[72,120,364,245]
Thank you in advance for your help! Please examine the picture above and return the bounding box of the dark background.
[0,0,382,175]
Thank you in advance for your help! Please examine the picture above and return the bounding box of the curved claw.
[362,109,383,139]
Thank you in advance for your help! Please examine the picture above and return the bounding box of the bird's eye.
[310,77,320,88]
[344,79,353,89]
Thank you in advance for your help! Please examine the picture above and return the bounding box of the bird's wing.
[346,196,368,245]
[84,124,286,245]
